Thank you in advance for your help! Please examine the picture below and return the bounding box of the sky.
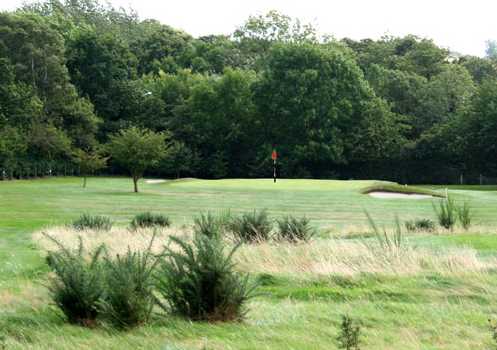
[1,0,496,57]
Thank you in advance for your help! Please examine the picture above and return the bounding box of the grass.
[2,177,497,348]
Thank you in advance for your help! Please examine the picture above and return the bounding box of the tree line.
[1,0,497,184]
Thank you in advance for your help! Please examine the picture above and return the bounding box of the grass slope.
[1,177,497,349]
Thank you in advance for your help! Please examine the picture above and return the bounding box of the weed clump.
[72,214,113,231]
[405,218,436,232]
[457,201,473,230]
[275,215,315,242]
[229,209,272,243]
[433,195,456,230]
[193,211,232,239]
[130,212,171,230]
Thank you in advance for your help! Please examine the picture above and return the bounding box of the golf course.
[2,177,497,349]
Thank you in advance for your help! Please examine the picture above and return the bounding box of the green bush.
[72,214,113,231]
[99,236,159,328]
[45,236,106,327]
[130,212,171,230]
[275,215,315,242]
[155,235,257,321]
[457,201,473,230]
[337,314,362,350]
[404,218,436,232]
[229,209,272,243]
[433,195,456,230]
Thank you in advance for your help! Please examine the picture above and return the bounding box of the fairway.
[1,177,497,349]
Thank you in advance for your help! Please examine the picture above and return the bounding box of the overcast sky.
[1,0,495,57]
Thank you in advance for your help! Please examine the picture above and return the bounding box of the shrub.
[45,235,106,327]
[404,218,436,232]
[72,213,112,231]
[155,235,257,321]
[130,212,171,230]
[433,195,456,230]
[229,209,272,242]
[275,215,315,242]
[337,314,361,350]
[99,235,159,328]
[457,201,473,230]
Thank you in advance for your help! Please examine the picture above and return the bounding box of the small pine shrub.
[229,209,272,243]
[130,212,171,230]
[99,235,159,328]
[457,201,473,230]
[72,214,112,231]
[433,195,456,230]
[45,235,106,327]
[405,218,436,232]
[155,235,257,321]
[337,314,361,350]
[275,215,315,242]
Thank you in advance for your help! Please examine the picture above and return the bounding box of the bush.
[337,314,362,350]
[433,195,456,230]
[155,235,257,321]
[404,218,436,232]
[275,215,315,242]
[45,236,106,327]
[72,213,113,231]
[99,235,159,328]
[457,201,473,230]
[229,209,272,242]
[130,212,171,230]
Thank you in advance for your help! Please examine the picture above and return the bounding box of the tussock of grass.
[361,182,445,198]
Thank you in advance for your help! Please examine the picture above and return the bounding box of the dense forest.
[1,0,497,183]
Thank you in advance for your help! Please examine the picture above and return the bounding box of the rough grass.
[2,177,497,349]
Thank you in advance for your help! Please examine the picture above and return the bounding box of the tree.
[73,148,108,188]
[107,127,170,192]
[253,43,374,177]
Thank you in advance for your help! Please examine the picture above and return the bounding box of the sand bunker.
[145,179,166,184]
[368,191,433,199]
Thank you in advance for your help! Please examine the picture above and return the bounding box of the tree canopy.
[1,1,497,184]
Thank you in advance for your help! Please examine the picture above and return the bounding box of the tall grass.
[365,212,403,250]
[457,201,473,230]
[433,195,457,230]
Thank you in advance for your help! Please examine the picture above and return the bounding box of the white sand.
[145,179,166,184]
[368,191,433,199]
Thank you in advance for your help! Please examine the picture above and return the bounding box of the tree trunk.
[133,176,139,193]
[83,176,87,188]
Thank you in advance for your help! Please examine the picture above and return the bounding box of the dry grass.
[235,240,496,277]
[33,225,497,278]
[329,224,497,238]
[32,226,190,256]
